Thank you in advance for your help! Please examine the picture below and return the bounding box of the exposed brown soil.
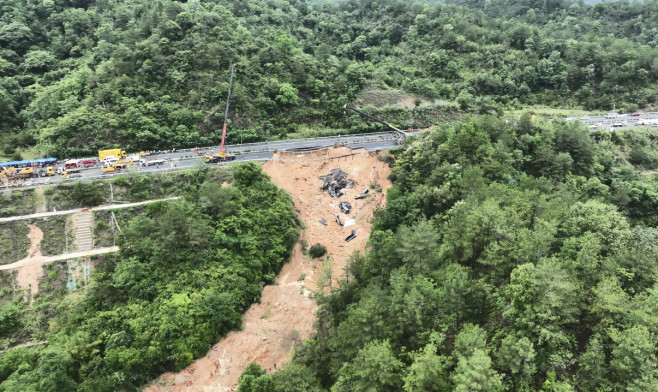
[15,224,44,301]
[146,147,391,391]
[34,186,47,213]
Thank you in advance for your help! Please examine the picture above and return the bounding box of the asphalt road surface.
[565,112,658,130]
[5,113,658,189]
[3,132,401,188]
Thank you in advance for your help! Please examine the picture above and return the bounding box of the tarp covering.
[0,158,57,167]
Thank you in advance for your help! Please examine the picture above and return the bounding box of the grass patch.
[45,181,110,211]
[0,188,37,217]
[0,222,30,265]
[0,270,17,304]
[506,106,606,118]
[110,166,233,202]
[30,215,70,256]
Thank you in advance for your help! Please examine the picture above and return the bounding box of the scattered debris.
[355,188,370,200]
[321,169,355,197]
[339,201,352,214]
[345,230,357,242]
[331,169,347,181]
[319,218,328,226]
[344,218,355,227]
[335,214,343,226]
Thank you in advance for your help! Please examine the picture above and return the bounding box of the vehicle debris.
[339,201,352,214]
[335,214,343,226]
[355,188,370,199]
[319,218,328,226]
[321,169,355,197]
[344,218,355,227]
[345,230,357,242]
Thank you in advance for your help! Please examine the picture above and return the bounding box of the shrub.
[308,243,327,259]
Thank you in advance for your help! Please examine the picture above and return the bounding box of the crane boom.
[344,105,404,134]
[220,63,237,154]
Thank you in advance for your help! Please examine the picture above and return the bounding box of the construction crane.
[343,105,408,140]
[206,63,237,164]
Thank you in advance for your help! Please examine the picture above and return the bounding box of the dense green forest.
[0,163,300,391]
[1,0,657,158]
[236,117,658,391]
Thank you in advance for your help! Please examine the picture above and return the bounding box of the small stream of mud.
[146,147,392,392]
[15,224,44,301]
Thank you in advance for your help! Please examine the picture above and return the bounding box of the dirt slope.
[15,224,44,301]
[146,147,392,391]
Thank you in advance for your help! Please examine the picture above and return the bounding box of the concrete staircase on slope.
[74,211,93,251]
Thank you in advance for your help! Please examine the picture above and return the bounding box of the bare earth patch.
[34,186,47,213]
[146,147,392,391]
[15,224,44,300]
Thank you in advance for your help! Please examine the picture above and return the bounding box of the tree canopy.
[0,163,299,391]
[236,117,658,391]
[1,0,657,158]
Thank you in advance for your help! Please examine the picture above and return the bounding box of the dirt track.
[0,196,179,223]
[146,147,392,391]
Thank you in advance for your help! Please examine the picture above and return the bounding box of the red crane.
[206,63,237,163]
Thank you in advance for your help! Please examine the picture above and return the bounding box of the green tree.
[331,340,404,392]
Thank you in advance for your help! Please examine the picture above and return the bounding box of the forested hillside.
[1,0,657,158]
[236,118,658,391]
[0,164,300,391]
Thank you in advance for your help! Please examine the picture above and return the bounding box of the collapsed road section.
[144,146,393,392]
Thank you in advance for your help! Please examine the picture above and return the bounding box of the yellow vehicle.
[205,152,236,163]
[0,167,17,178]
[37,167,56,177]
[13,167,37,179]
[0,167,16,184]
[101,159,132,173]
[99,149,127,161]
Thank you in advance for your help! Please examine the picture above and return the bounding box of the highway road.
[2,132,402,188]
[565,112,658,130]
[4,111,657,189]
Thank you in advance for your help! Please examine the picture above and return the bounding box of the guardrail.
[142,131,396,155]
[1,138,396,190]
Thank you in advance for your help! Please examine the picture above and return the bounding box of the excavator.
[206,64,237,164]
[12,167,38,179]
[101,158,133,173]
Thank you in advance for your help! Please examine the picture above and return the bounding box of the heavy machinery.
[205,63,237,164]
[99,149,127,162]
[101,159,132,173]
[12,167,38,179]
[37,167,56,177]
[0,167,16,184]
[205,153,236,163]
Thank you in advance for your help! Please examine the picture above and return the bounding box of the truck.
[101,159,132,173]
[141,159,167,167]
[37,167,56,177]
[205,153,236,163]
[57,166,82,175]
[99,149,127,162]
